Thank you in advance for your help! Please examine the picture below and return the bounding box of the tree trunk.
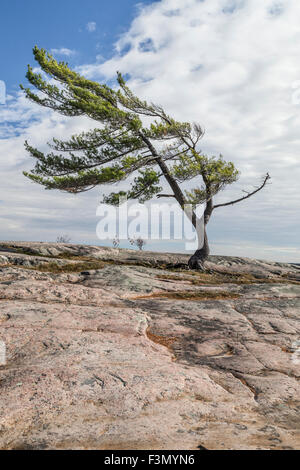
[188,194,213,271]
[188,225,209,270]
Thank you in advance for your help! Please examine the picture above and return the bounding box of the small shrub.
[112,237,120,248]
[56,234,71,243]
[129,237,146,251]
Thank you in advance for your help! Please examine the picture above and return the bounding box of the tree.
[21,47,270,270]
[112,237,120,249]
[129,237,146,251]
[56,234,71,243]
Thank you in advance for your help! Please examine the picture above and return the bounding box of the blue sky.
[0,0,300,262]
[1,0,158,93]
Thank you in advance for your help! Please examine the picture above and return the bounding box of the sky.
[0,0,299,262]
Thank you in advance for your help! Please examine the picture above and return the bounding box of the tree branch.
[156,194,176,199]
[138,131,187,207]
[213,173,271,210]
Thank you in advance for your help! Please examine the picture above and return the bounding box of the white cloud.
[0,0,300,261]
[86,21,97,33]
[51,48,77,57]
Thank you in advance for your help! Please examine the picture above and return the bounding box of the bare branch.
[156,194,176,199]
[213,173,271,210]
[161,146,189,161]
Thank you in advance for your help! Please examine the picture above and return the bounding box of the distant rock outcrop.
[0,242,299,449]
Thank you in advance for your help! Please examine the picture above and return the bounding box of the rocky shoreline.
[0,242,299,449]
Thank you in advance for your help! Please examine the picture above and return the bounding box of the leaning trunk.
[188,225,209,270]
[188,194,213,270]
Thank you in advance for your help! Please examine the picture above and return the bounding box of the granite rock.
[0,242,299,450]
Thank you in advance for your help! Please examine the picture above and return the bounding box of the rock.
[0,241,298,278]
[0,242,299,450]
[0,255,8,265]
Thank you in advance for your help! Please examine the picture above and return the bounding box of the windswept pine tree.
[21,47,270,269]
